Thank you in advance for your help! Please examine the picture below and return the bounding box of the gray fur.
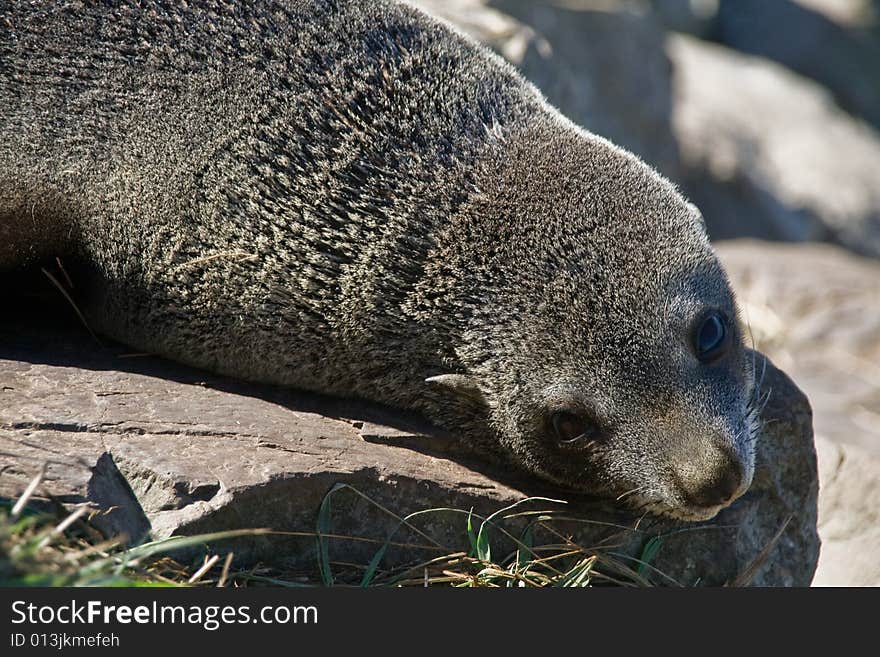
[0,0,757,520]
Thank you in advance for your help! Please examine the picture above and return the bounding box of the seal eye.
[694,312,729,362]
[551,411,590,444]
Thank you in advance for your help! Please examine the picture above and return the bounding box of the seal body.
[0,0,759,520]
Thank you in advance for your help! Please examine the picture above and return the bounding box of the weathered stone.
[717,240,880,455]
[717,239,880,587]
[1,301,819,586]
[647,0,719,38]
[669,34,880,257]
[813,435,880,587]
[714,0,880,130]
[793,0,876,26]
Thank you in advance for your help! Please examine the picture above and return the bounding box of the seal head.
[427,120,758,521]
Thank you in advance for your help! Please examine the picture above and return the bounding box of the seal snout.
[679,457,744,509]
[674,444,750,513]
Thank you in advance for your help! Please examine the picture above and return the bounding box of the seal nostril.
[697,474,739,506]
[682,460,744,509]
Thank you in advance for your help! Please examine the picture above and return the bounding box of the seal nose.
[678,450,745,509]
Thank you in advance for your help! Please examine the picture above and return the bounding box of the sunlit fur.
[0,0,756,519]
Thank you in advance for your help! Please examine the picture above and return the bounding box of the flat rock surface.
[1,283,818,586]
[717,240,880,455]
[718,240,880,587]
[814,435,880,586]
[670,33,880,256]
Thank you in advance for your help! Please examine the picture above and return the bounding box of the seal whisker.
[754,387,773,417]
[616,485,649,502]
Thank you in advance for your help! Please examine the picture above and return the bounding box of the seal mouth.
[636,498,737,523]
[662,503,730,523]
[626,475,752,522]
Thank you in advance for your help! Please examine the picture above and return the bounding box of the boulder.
[717,240,880,456]
[669,34,880,257]
[791,0,877,26]
[813,435,880,586]
[718,239,880,586]
[1,299,819,586]
[714,0,880,130]
[646,0,720,39]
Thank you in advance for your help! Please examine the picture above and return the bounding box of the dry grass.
[1,468,669,588]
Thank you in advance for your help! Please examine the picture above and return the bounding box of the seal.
[0,0,760,520]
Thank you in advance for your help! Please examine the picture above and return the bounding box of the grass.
[1,467,668,588]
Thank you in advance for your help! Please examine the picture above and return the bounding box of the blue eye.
[695,312,728,361]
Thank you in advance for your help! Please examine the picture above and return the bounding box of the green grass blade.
[466,508,478,558]
[316,483,345,586]
[637,536,663,578]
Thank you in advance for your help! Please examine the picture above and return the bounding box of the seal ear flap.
[425,374,486,405]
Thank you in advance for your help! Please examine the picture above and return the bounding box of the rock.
[647,0,720,38]
[718,240,880,586]
[1,294,819,586]
[714,0,880,130]
[716,240,880,456]
[792,0,876,27]
[669,33,880,258]
[413,0,527,52]
[813,436,880,587]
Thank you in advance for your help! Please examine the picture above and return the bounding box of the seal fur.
[0,0,759,520]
